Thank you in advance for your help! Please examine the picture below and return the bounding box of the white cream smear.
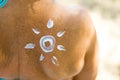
[51,56,59,65]
[40,54,45,61]
[32,28,40,34]
[57,31,65,37]
[57,45,66,51]
[24,43,35,49]
[47,19,54,29]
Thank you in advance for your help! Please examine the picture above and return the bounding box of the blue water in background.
[0,78,5,80]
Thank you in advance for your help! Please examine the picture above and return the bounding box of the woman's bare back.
[0,0,98,80]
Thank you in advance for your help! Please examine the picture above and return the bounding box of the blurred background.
[56,0,120,80]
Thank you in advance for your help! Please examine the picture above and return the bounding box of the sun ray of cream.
[51,56,59,65]
[24,43,35,49]
[32,28,40,34]
[40,54,45,61]
[57,45,66,51]
[47,19,54,29]
[57,31,66,37]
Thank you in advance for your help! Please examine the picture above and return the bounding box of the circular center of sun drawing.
[40,35,56,53]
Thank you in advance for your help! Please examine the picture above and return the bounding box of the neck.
[4,0,55,14]
[1,0,56,19]
[12,0,54,5]
[6,0,54,9]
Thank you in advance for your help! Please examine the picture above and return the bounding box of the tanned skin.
[0,0,98,80]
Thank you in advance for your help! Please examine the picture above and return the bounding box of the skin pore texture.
[0,0,98,80]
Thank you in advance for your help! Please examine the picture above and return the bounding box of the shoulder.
[53,4,97,56]
[60,5,96,46]
[68,6,95,35]
[55,4,96,38]
[50,4,97,77]
[55,4,96,35]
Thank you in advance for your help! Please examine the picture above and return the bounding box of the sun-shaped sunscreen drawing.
[24,19,66,65]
